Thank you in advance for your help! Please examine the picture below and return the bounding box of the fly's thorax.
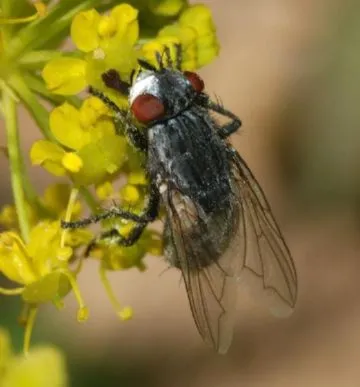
[146,108,233,215]
[129,69,196,119]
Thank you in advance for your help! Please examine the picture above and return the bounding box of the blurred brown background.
[3,0,360,386]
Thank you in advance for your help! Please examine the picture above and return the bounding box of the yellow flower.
[0,222,90,300]
[88,223,162,321]
[0,328,68,387]
[42,3,219,104]
[143,4,219,69]
[42,4,139,106]
[30,97,128,186]
[0,222,92,351]
[0,183,82,232]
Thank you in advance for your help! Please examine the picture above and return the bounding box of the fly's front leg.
[200,96,242,139]
[62,183,160,230]
[85,222,148,256]
[89,86,147,151]
[85,184,160,255]
[124,121,148,152]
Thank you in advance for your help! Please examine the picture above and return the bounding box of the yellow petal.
[179,4,220,67]
[95,181,114,200]
[71,9,101,52]
[42,183,71,215]
[91,119,116,140]
[148,0,185,16]
[56,246,73,262]
[65,229,93,247]
[42,57,87,95]
[50,102,91,150]
[97,14,117,39]
[158,24,198,70]
[73,134,127,186]
[179,4,216,33]
[22,272,71,303]
[0,232,37,285]
[79,96,110,128]
[26,222,62,276]
[128,170,148,185]
[120,184,141,205]
[141,36,180,68]
[3,346,67,387]
[110,4,139,46]
[62,152,83,173]
[30,141,66,176]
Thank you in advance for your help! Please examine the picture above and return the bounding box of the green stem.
[23,306,38,356]
[2,91,30,242]
[7,0,116,60]
[8,72,54,141]
[20,49,62,69]
[78,186,98,213]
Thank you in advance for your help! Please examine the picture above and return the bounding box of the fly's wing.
[164,188,243,354]
[230,148,297,316]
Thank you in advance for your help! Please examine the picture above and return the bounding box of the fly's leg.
[205,99,242,139]
[88,86,147,151]
[88,86,126,119]
[85,184,160,254]
[62,184,160,230]
[175,44,182,70]
[125,124,148,152]
[85,222,147,256]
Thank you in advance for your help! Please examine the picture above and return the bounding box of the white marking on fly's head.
[129,72,160,104]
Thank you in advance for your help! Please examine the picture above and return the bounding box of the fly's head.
[128,64,205,125]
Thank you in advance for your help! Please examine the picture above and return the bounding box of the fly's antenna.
[155,51,164,70]
[163,46,173,69]
[174,43,182,71]
[138,59,158,72]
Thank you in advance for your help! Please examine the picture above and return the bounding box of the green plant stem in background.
[3,91,30,242]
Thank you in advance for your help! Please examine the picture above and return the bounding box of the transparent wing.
[163,149,297,354]
[164,188,243,354]
[230,148,297,316]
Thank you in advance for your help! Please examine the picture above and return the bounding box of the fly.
[62,46,298,354]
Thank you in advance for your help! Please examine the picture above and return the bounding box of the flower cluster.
[0,0,220,358]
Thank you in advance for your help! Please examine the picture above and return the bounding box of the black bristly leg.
[85,222,148,256]
[84,184,160,255]
[124,122,148,151]
[88,86,147,151]
[88,86,126,119]
[206,99,242,139]
[62,183,160,230]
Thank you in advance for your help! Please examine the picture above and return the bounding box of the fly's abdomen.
[148,108,232,213]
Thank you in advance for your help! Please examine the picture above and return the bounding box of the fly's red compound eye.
[184,71,204,93]
[131,94,165,123]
